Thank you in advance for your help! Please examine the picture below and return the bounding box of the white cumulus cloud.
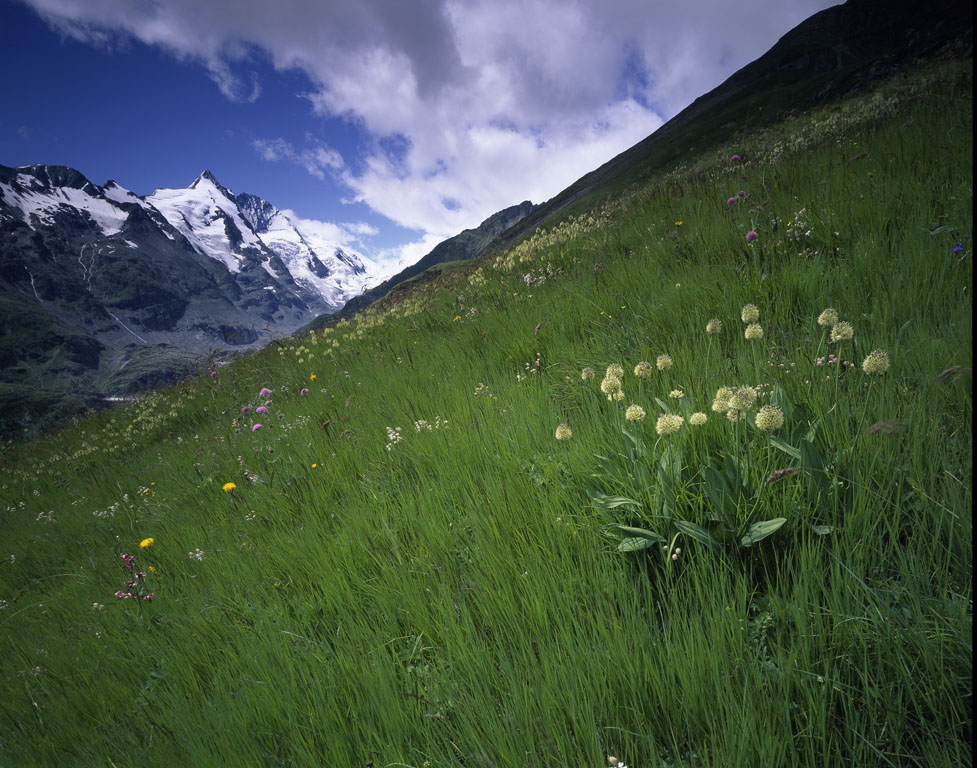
[22,0,836,255]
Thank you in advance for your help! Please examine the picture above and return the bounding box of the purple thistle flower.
[259,387,273,397]
[256,406,269,414]
[241,406,250,414]
[952,241,963,254]
[252,424,263,432]
[300,388,309,396]
[746,231,758,242]
[210,371,217,378]
[142,594,154,602]
[727,197,737,206]
[738,190,746,197]
[730,154,741,162]
[264,399,273,406]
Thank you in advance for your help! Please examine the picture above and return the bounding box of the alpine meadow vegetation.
[0,60,971,767]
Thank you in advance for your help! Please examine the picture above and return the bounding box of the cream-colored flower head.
[706,318,722,334]
[712,386,733,412]
[606,363,624,379]
[600,375,622,397]
[861,349,890,375]
[744,323,763,340]
[634,361,653,379]
[830,321,854,342]
[726,408,744,422]
[690,412,708,426]
[741,304,760,323]
[612,390,625,402]
[656,354,672,371]
[625,404,646,421]
[655,413,684,435]
[581,367,595,381]
[555,424,572,440]
[728,386,757,411]
[755,404,785,431]
[817,308,839,327]
[669,389,684,399]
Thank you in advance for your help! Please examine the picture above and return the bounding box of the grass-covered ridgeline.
[0,61,971,767]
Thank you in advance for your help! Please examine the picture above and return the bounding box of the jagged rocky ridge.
[0,165,380,432]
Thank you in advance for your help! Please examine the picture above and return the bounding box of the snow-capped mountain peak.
[147,171,266,274]
[0,164,129,236]
[232,189,378,305]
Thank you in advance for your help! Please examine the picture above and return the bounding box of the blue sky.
[0,0,837,274]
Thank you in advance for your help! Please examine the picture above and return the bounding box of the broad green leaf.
[724,453,745,492]
[618,537,658,552]
[812,524,834,536]
[674,519,720,551]
[740,518,787,546]
[767,434,801,460]
[609,525,665,542]
[657,463,677,518]
[703,464,733,519]
[800,438,829,492]
[771,385,794,422]
[590,494,642,511]
[635,460,653,492]
[621,428,646,456]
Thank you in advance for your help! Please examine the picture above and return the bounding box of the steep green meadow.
[1,61,971,767]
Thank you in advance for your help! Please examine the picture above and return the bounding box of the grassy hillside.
[0,60,971,767]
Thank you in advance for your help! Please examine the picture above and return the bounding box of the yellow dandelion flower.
[148,566,156,573]
[669,389,684,399]
[222,482,237,493]
[745,323,764,340]
[310,374,318,381]
[655,413,684,435]
[625,404,646,421]
[706,318,722,334]
[139,538,154,549]
[690,412,707,426]
[861,349,890,375]
[555,424,572,440]
[656,354,672,371]
[675,221,683,226]
[817,308,839,327]
[830,321,854,342]
[755,404,785,431]
[741,304,760,323]
[581,367,595,381]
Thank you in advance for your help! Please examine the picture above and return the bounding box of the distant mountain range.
[2,0,970,439]
[0,165,385,432]
[0,164,537,437]
[327,200,536,324]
